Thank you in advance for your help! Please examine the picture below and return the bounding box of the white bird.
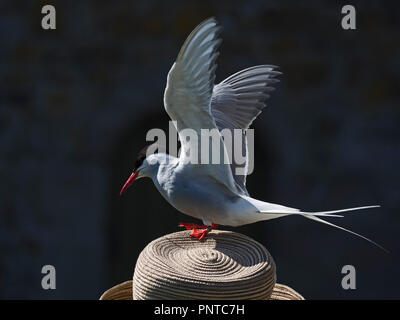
[120,17,384,250]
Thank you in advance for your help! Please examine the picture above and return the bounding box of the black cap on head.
[133,146,148,172]
[133,145,159,172]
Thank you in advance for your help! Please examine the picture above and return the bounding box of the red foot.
[191,228,208,241]
[179,223,218,241]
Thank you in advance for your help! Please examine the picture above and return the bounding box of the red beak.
[120,171,139,195]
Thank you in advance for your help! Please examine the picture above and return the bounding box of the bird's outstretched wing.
[164,17,239,194]
[211,65,281,194]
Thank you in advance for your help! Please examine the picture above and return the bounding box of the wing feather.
[164,17,240,194]
[211,65,281,193]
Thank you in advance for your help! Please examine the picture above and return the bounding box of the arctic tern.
[120,17,383,250]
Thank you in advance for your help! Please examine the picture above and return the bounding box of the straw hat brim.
[100,280,304,300]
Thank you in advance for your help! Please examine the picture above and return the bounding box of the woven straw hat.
[100,230,304,300]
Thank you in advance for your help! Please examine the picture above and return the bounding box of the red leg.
[179,222,208,230]
[179,223,218,230]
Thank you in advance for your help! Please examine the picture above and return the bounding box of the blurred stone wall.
[0,0,399,298]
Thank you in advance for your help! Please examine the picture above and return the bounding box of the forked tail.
[302,212,388,253]
[259,203,387,252]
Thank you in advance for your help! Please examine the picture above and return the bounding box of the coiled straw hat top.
[100,230,304,300]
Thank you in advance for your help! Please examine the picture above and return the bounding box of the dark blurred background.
[0,0,399,299]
